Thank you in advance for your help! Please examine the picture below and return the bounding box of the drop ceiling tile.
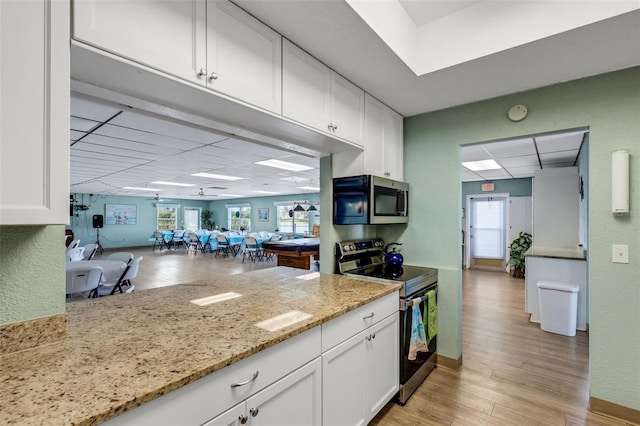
[80,134,183,156]
[71,96,124,121]
[70,116,100,132]
[536,132,584,153]
[539,150,578,164]
[497,154,540,168]
[461,145,491,162]
[474,169,512,180]
[483,138,536,157]
[95,125,204,151]
[70,130,86,141]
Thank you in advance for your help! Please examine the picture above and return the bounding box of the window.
[227,206,251,231]
[157,204,178,230]
[470,196,506,259]
[276,204,309,234]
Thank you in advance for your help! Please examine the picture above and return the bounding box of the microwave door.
[334,192,368,225]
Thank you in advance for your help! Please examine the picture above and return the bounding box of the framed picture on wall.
[257,208,269,222]
[105,204,137,225]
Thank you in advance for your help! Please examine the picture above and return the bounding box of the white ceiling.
[70,1,639,197]
[460,129,586,182]
[70,94,319,200]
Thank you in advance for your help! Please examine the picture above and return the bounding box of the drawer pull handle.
[231,371,259,388]
[363,312,375,320]
[239,415,248,424]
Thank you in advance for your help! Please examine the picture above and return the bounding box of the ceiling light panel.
[297,186,320,191]
[152,181,196,187]
[461,159,502,171]
[255,159,313,171]
[191,172,243,181]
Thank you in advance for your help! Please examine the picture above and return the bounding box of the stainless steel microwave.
[333,175,409,225]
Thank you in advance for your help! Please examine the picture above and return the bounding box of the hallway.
[371,268,626,425]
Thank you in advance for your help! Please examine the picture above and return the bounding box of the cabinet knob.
[250,407,259,417]
[198,68,207,77]
[239,415,248,424]
[327,124,333,131]
[333,124,338,131]
[209,72,218,81]
[384,171,390,177]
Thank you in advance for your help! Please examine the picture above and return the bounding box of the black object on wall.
[92,214,104,229]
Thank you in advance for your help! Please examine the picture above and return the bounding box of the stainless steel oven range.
[335,238,438,405]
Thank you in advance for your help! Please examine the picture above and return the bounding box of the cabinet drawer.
[321,291,397,352]
[103,326,321,425]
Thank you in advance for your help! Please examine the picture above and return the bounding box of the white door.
[184,207,201,231]
[468,194,509,267]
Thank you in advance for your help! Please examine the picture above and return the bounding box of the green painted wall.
[0,225,66,324]
[402,67,639,410]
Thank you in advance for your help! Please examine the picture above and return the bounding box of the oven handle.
[401,287,437,311]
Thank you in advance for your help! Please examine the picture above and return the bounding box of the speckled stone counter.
[525,246,586,260]
[0,268,399,426]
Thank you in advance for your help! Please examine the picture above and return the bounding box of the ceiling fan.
[146,193,166,201]
[190,187,215,198]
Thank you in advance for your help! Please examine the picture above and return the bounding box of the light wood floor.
[371,268,630,426]
[92,249,626,425]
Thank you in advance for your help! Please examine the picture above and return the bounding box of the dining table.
[66,259,127,283]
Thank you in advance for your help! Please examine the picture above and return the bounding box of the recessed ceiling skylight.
[123,187,160,191]
[255,159,313,171]
[191,172,243,181]
[297,186,320,191]
[461,159,502,171]
[152,181,196,187]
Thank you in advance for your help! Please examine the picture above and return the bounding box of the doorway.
[465,194,509,269]
[184,207,201,231]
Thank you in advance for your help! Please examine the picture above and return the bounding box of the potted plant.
[507,231,532,278]
[201,210,214,230]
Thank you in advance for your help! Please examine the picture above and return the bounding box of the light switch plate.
[612,245,629,264]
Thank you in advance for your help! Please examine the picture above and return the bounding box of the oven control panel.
[338,238,385,255]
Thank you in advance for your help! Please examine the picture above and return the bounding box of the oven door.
[398,283,437,404]
[333,176,370,225]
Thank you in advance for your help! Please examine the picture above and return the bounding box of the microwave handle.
[400,191,408,215]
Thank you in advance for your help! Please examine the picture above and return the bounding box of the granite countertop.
[525,246,586,260]
[0,267,400,425]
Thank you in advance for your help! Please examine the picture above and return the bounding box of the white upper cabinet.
[283,39,364,146]
[333,94,403,180]
[363,94,403,180]
[0,0,69,225]
[73,0,207,85]
[206,1,282,113]
[73,0,281,114]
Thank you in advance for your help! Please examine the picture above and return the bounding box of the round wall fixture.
[508,104,528,122]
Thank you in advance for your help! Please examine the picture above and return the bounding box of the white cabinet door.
[322,333,367,426]
[247,357,322,426]
[363,313,399,422]
[0,0,69,225]
[382,107,403,180]
[204,402,246,426]
[73,0,207,85]
[282,39,331,132]
[283,39,364,145]
[330,72,364,145]
[207,1,282,114]
[362,94,385,177]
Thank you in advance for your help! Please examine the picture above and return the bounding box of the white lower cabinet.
[322,292,399,426]
[205,358,322,426]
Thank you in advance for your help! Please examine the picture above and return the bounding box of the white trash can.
[536,281,579,337]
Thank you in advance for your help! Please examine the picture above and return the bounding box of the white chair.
[107,252,134,264]
[186,232,204,254]
[172,230,186,249]
[82,244,98,261]
[152,231,165,251]
[242,235,262,263]
[69,239,81,249]
[215,234,233,257]
[66,264,103,299]
[97,256,143,296]
[66,247,85,261]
